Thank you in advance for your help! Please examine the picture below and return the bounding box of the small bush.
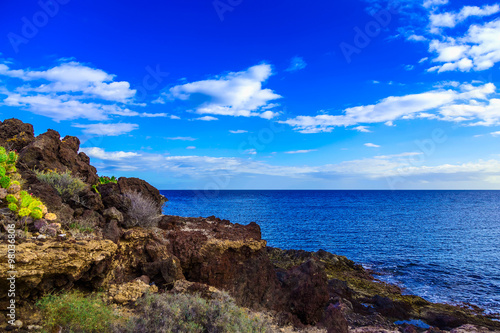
[117,292,271,333]
[123,191,161,228]
[36,170,87,201]
[37,291,117,333]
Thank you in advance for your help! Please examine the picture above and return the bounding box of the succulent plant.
[0,153,7,163]
[30,207,43,220]
[6,194,18,203]
[0,166,5,177]
[18,208,31,217]
[0,176,10,189]
[8,203,18,212]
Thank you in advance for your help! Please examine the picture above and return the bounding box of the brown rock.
[0,118,35,151]
[103,219,122,244]
[321,303,349,333]
[279,259,329,325]
[103,207,124,223]
[18,129,98,184]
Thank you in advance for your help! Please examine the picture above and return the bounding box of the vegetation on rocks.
[117,292,272,333]
[35,169,88,202]
[37,291,117,333]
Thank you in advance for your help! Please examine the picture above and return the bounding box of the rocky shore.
[0,118,499,332]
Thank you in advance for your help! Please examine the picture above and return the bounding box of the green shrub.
[117,292,271,333]
[37,291,116,333]
[98,175,118,185]
[35,170,87,201]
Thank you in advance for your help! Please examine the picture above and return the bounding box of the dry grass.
[123,191,162,228]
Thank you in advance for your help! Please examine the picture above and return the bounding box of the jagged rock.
[18,129,98,184]
[166,216,283,311]
[0,189,7,200]
[450,324,492,332]
[0,118,35,151]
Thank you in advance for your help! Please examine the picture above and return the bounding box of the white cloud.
[0,61,174,123]
[281,83,499,133]
[286,56,307,72]
[73,123,139,136]
[243,149,257,155]
[353,126,372,132]
[80,147,141,161]
[194,116,218,121]
[284,149,317,154]
[430,5,500,30]
[167,137,197,141]
[186,146,196,149]
[364,143,380,148]
[423,0,449,9]
[408,34,427,41]
[0,61,136,102]
[229,130,248,134]
[375,152,423,159]
[491,131,500,136]
[168,64,281,119]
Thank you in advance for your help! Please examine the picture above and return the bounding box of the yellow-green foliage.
[0,146,48,221]
[37,291,117,333]
[8,203,18,212]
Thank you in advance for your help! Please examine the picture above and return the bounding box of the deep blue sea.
[160,190,500,315]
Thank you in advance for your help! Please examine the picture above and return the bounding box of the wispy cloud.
[364,143,380,148]
[80,147,141,161]
[284,149,317,154]
[229,130,248,134]
[167,136,197,141]
[286,56,307,72]
[73,123,139,136]
[194,116,218,121]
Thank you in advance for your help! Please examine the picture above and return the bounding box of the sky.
[0,0,500,190]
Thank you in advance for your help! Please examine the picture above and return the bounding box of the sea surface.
[160,190,500,314]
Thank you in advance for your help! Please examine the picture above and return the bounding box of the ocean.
[160,190,500,315]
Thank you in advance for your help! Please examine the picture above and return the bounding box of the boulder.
[18,129,98,184]
[0,118,35,151]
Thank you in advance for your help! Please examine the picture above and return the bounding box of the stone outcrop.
[0,118,35,152]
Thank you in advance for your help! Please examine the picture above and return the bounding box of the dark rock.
[321,303,349,333]
[371,295,412,319]
[279,259,329,325]
[0,118,35,151]
[103,219,122,244]
[18,129,99,184]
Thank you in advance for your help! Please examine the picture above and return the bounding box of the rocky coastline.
[0,118,499,332]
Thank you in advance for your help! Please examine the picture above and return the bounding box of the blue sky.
[1,0,500,189]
